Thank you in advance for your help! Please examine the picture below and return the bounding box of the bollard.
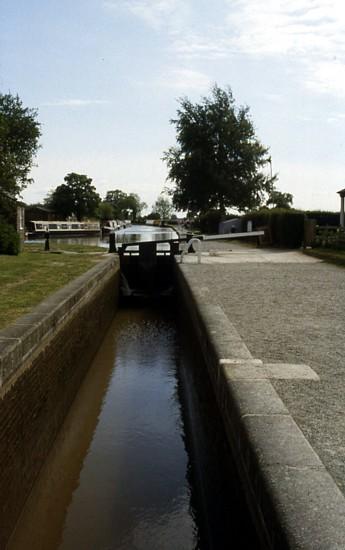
[109,231,117,253]
[44,231,50,251]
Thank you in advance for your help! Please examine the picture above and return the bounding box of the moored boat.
[26,220,101,239]
[101,220,131,235]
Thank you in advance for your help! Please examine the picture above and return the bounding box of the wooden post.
[340,195,345,228]
[337,188,345,228]
[109,232,117,253]
[44,231,50,251]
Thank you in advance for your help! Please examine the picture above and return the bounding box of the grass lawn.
[304,247,345,267]
[0,242,108,330]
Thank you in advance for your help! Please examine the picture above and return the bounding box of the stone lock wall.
[0,255,120,548]
[175,261,345,550]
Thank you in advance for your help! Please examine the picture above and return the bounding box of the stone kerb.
[0,255,119,388]
[175,261,345,550]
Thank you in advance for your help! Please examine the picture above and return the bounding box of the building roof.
[337,188,345,196]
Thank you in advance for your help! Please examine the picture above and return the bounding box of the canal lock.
[7,235,261,550]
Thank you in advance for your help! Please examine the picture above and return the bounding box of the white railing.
[180,238,202,263]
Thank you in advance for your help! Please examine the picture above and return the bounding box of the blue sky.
[2,0,345,212]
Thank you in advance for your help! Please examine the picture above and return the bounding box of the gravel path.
[180,244,345,494]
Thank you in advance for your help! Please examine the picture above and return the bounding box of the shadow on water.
[8,299,259,550]
[176,310,260,549]
[7,318,119,550]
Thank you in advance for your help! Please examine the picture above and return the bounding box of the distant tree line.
[42,178,148,222]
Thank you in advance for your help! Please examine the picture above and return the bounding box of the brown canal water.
[8,304,259,550]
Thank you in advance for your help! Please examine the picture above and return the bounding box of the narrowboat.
[101,220,131,235]
[26,220,101,239]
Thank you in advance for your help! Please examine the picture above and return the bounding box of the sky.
[1,0,345,212]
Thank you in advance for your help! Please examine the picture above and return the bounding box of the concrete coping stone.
[224,363,268,380]
[261,464,345,549]
[263,363,319,381]
[0,255,119,388]
[197,303,253,361]
[228,380,289,416]
[242,414,323,468]
[220,358,264,366]
[223,362,320,381]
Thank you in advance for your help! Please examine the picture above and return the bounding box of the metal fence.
[313,226,345,249]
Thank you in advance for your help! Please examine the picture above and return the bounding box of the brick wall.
[0,256,120,547]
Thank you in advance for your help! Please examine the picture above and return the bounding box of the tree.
[47,173,101,220]
[153,195,173,219]
[163,85,276,215]
[96,201,114,220]
[266,190,293,209]
[104,189,128,218]
[125,193,147,221]
[0,93,41,216]
[104,189,147,220]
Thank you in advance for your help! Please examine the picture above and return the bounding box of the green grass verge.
[0,243,108,329]
[25,241,106,254]
[303,248,345,267]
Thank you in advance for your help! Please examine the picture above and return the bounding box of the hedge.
[0,218,20,255]
[305,210,340,226]
[198,210,224,234]
[243,208,305,248]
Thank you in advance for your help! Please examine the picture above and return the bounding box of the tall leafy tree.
[0,93,41,217]
[163,85,276,214]
[153,195,173,219]
[104,189,146,220]
[47,173,100,220]
[97,201,115,220]
[266,190,293,209]
[125,193,147,221]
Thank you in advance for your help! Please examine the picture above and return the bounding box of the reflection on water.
[8,308,197,550]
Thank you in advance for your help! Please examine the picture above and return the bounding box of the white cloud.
[261,93,284,103]
[226,0,345,58]
[106,0,345,99]
[105,0,190,31]
[305,60,345,97]
[42,99,110,107]
[221,1,345,98]
[326,112,345,123]
[172,34,229,60]
[155,68,211,91]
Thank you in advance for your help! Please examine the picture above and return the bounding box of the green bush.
[243,208,305,248]
[0,218,20,255]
